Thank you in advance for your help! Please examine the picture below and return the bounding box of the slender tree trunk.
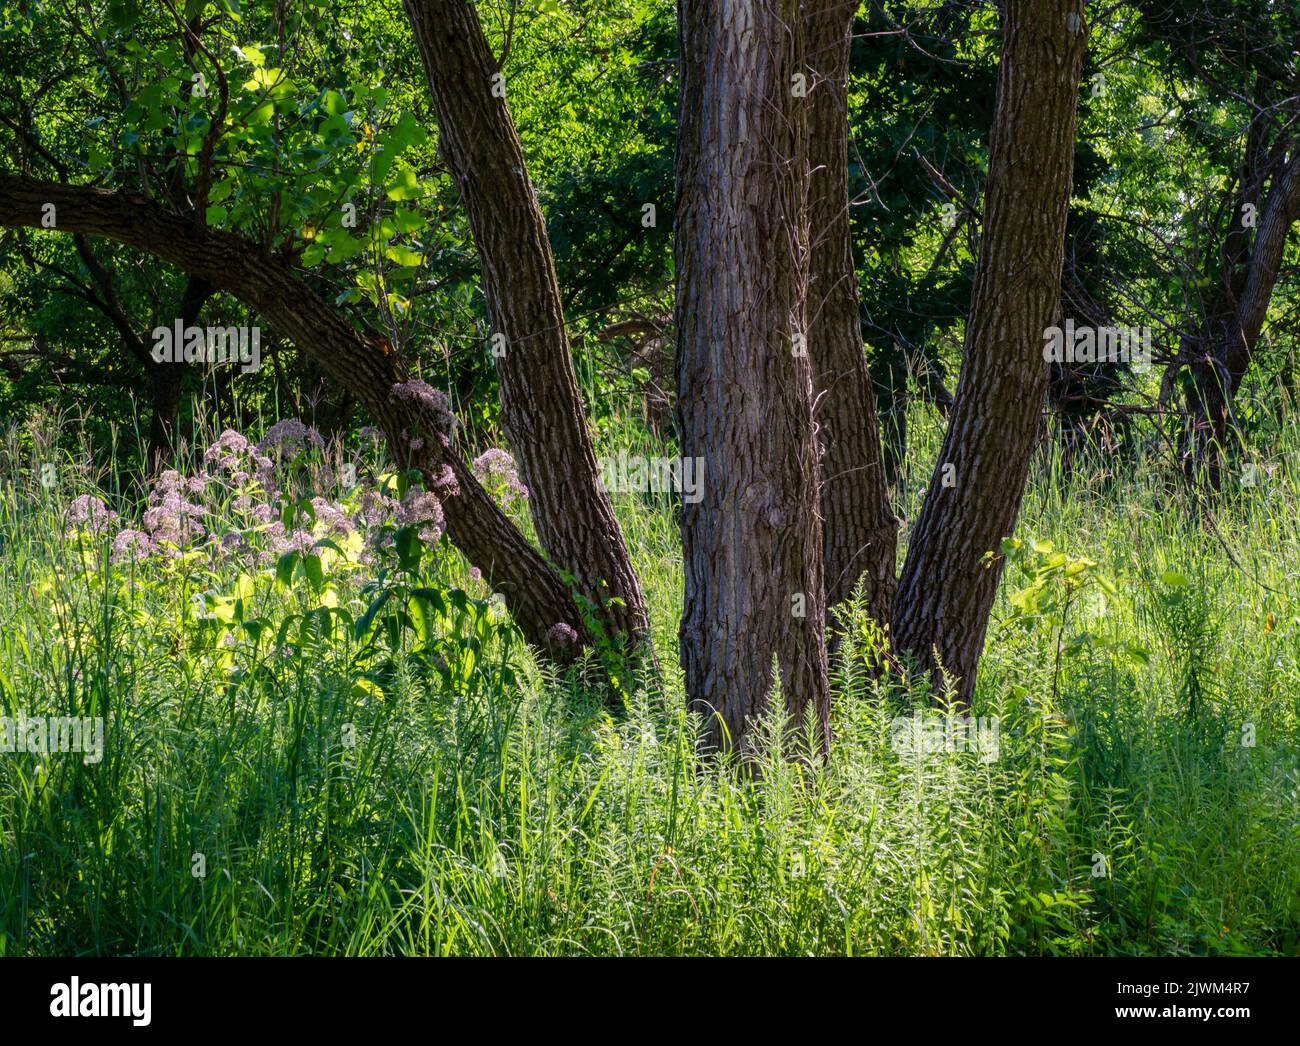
[806,0,897,625]
[0,175,587,657]
[1177,103,1278,489]
[145,274,214,470]
[147,364,185,469]
[675,0,830,756]
[891,0,1089,708]
[1185,149,1300,488]
[404,0,651,651]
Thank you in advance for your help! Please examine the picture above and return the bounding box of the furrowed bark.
[806,0,898,626]
[890,0,1089,708]
[675,0,831,756]
[403,0,651,651]
[0,174,586,655]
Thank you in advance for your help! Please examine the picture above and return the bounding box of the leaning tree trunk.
[0,175,587,658]
[891,0,1089,708]
[675,0,830,756]
[404,0,650,652]
[1185,149,1300,489]
[806,0,898,626]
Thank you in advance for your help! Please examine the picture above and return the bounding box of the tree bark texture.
[404,0,650,648]
[805,0,898,625]
[890,0,1089,708]
[675,0,831,755]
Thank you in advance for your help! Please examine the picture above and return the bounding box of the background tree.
[806,0,898,626]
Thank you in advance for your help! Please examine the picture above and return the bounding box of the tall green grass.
[0,403,1296,955]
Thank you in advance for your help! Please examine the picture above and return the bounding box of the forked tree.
[671,0,1089,749]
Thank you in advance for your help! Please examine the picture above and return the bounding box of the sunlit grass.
[0,402,1296,955]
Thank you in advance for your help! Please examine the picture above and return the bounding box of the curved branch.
[0,173,586,655]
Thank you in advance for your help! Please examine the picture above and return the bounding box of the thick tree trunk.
[675,0,830,756]
[404,0,650,651]
[0,175,586,656]
[891,0,1089,708]
[806,0,897,625]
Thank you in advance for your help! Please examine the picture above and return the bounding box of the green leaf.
[247,101,275,125]
[303,553,324,592]
[385,166,421,201]
[275,551,298,588]
[384,245,423,267]
[395,526,422,571]
[355,589,392,640]
[385,110,429,153]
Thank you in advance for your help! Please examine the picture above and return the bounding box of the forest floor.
[1,405,1297,956]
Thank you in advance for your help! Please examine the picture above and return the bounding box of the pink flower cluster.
[72,422,455,570]
[259,418,326,455]
[390,380,457,437]
[65,494,119,534]
[472,448,528,506]
[397,488,446,543]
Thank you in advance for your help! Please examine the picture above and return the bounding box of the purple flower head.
[428,464,460,498]
[310,497,355,537]
[111,528,154,563]
[204,429,251,472]
[258,418,325,456]
[545,623,579,650]
[142,474,208,547]
[390,380,457,437]
[398,488,445,543]
[357,489,398,528]
[66,494,118,533]
[154,469,207,498]
[269,524,317,556]
[472,448,529,505]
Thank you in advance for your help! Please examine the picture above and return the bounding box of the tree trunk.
[891,0,1089,708]
[805,0,897,626]
[675,0,830,756]
[1176,98,1280,490]
[146,274,214,471]
[1185,149,1300,488]
[404,0,651,651]
[0,175,586,657]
